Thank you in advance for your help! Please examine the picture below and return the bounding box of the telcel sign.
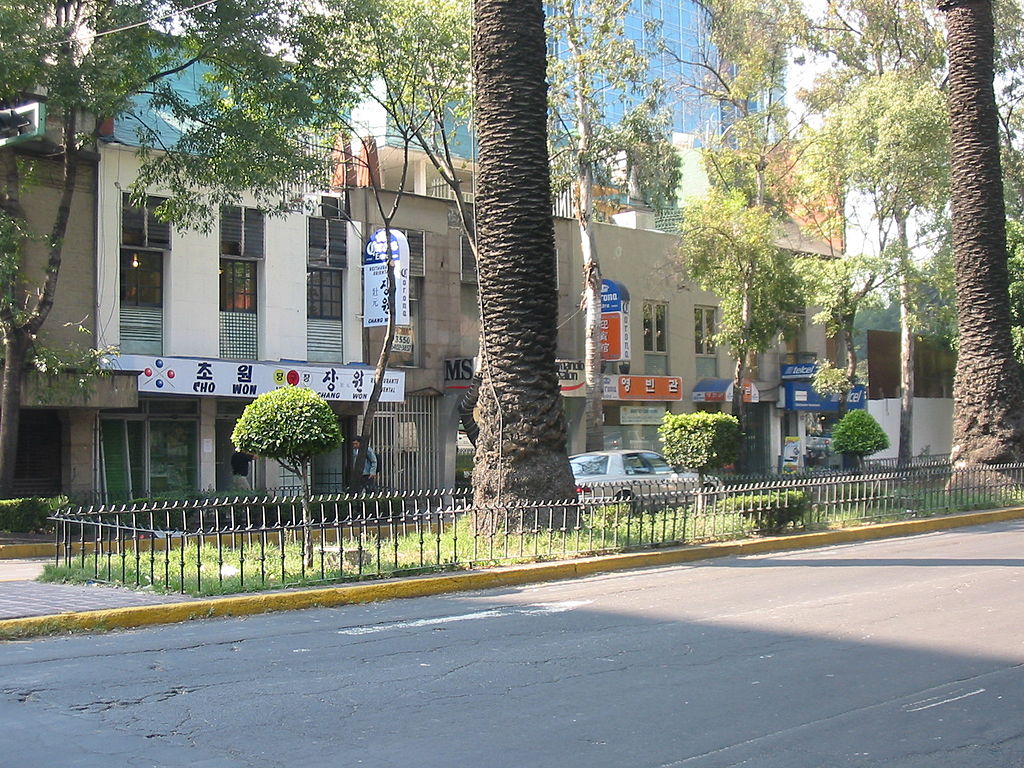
[600,278,631,362]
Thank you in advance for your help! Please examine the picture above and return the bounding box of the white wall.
[867,398,954,459]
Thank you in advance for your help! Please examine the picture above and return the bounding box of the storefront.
[779,363,866,471]
[100,355,405,501]
[602,374,683,450]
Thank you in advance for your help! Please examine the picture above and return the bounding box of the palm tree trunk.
[472,0,576,515]
[940,0,1024,464]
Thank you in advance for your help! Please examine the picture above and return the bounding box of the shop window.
[100,417,197,501]
[220,206,265,259]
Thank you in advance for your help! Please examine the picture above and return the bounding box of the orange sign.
[604,375,684,401]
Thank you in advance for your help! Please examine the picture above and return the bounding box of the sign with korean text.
[109,355,405,402]
[602,374,683,401]
[363,228,410,327]
[600,278,631,362]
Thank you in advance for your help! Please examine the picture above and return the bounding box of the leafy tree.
[671,0,806,472]
[0,0,350,498]
[830,410,889,468]
[800,8,950,464]
[677,189,802,469]
[658,411,739,485]
[547,0,679,451]
[232,387,341,564]
[290,0,475,479]
[939,0,1024,464]
[472,0,576,512]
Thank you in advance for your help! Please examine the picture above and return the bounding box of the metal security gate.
[369,394,442,491]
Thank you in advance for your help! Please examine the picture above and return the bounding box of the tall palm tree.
[471,0,576,508]
[939,0,1024,463]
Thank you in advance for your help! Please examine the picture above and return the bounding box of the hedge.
[0,497,67,533]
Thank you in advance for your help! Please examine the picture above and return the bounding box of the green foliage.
[831,410,889,457]
[810,360,851,397]
[232,388,342,473]
[658,412,739,473]
[716,490,809,534]
[0,496,66,533]
[678,189,803,358]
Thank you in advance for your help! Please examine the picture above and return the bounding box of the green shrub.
[0,497,67,533]
[831,410,889,459]
[717,490,810,534]
[659,411,739,475]
[232,387,342,470]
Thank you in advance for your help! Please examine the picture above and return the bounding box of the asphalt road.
[2,520,1023,768]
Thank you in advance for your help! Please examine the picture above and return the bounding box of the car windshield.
[569,455,609,477]
[641,453,674,474]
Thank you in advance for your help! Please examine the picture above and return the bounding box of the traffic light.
[0,102,45,148]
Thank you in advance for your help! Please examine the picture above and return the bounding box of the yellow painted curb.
[2,506,1023,640]
[0,543,54,560]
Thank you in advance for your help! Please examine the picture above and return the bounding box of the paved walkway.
[0,557,193,620]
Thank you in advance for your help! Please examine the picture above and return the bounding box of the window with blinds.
[121,193,170,249]
[308,196,348,268]
[220,206,265,259]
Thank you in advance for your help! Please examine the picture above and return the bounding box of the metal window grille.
[220,311,258,359]
[369,394,442,491]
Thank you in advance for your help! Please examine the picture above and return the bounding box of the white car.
[569,450,718,497]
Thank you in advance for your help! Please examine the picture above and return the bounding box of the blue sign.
[784,382,867,412]
[601,279,629,313]
[362,228,409,266]
[780,363,819,380]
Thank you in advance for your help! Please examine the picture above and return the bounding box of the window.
[220,259,257,312]
[694,306,716,355]
[308,196,348,267]
[120,250,163,307]
[308,268,343,320]
[121,193,170,249]
[401,229,426,276]
[695,305,718,379]
[643,301,667,353]
[220,206,265,259]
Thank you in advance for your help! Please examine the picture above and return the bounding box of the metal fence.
[48,462,1024,596]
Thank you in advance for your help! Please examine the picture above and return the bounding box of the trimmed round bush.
[831,410,889,458]
[232,387,342,467]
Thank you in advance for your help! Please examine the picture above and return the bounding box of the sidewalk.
[2,506,1024,639]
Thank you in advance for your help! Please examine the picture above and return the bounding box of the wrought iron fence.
[48,463,1024,597]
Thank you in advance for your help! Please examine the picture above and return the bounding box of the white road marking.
[904,688,985,712]
[336,600,592,636]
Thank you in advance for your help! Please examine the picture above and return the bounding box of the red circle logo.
[167,370,175,379]
[287,370,300,386]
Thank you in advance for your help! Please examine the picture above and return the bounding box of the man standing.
[230,450,253,491]
[350,437,378,492]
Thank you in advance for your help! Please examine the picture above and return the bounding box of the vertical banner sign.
[363,228,410,327]
[600,278,631,361]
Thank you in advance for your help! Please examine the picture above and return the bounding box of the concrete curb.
[0,543,55,560]
[3,506,1023,639]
